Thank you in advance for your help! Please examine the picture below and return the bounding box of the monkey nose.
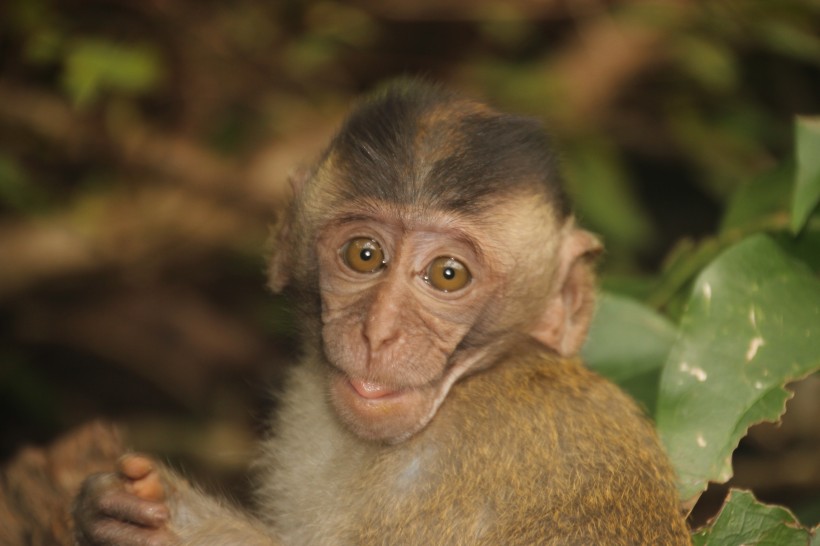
[362,322,401,366]
[363,301,402,348]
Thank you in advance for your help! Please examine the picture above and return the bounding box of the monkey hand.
[74,454,181,546]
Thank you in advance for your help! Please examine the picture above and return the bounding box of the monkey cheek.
[328,373,434,444]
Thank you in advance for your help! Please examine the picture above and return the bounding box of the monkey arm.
[163,467,279,546]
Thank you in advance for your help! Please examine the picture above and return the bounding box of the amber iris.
[425,257,471,292]
[342,238,385,273]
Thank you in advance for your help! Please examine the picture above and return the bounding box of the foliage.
[793,119,820,234]
[62,40,163,108]
[581,293,676,415]
[1,0,819,541]
[692,489,813,546]
[657,234,820,500]
[585,118,820,540]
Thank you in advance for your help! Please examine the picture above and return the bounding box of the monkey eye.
[341,238,386,273]
[424,257,471,292]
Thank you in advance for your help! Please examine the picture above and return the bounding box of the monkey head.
[269,81,601,444]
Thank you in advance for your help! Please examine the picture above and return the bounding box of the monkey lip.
[329,372,423,408]
[347,378,404,400]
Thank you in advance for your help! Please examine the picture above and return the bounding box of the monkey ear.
[268,167,311,293]
[530,225,602,356]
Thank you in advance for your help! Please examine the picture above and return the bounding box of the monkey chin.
[327,371,437,445]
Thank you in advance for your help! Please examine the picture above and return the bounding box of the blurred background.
[1,0,819,524]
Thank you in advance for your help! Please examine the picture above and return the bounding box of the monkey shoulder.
[437,338,672,480]
[443,339,653,441]
[412,340,690,544]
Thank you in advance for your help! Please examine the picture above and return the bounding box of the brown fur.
[0,422,122,546]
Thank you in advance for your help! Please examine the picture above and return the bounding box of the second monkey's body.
[261,341,686,545]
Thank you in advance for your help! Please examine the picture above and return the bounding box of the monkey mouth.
[347,378,403,400]
[329,369,429,410]
[328,371,436,443]
[324,359,428,402]
[336,373,428,405]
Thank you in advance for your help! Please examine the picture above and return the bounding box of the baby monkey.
[74,81,691,545]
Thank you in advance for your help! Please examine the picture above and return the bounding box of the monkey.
[73,80,691,545]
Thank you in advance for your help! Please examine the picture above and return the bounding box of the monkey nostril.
[364,321,399,351]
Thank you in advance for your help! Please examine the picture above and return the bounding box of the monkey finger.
[119,453,155,481]
[96,489,170,528]
[82,518,179,546]
[119,454,167,502]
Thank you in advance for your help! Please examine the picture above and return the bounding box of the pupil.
[360,248,373,261]
[443,267,455,280]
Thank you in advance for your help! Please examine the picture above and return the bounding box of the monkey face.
[315,204,505,444]
[308,191,577,444]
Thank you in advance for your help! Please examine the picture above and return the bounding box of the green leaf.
[63,39,162,107]
[774,229,820,274]
[582,292,677,415]
[673,35,738,92]
[656,235,820,501]
[792,117,820,234]
[721,161,793,234]
[693,489,811,546]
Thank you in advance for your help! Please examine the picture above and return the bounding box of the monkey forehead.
[322,81,571,218]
